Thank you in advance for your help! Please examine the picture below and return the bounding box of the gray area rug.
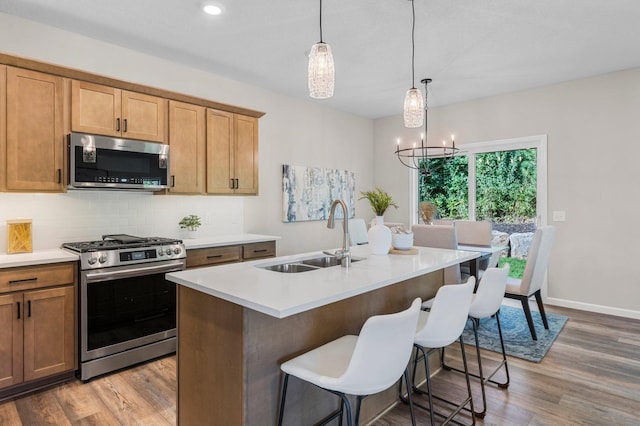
[461,305,568,363]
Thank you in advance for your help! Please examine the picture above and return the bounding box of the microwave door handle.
[84,261,184,282]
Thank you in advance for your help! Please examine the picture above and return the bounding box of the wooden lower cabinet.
[0,262,76,397]
[186,241,276,269]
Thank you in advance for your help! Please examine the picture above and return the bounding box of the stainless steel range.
[62,234,185,381]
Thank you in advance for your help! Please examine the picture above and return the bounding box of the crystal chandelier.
[308,0,335,99]
[395,78,459,176]
[403,0,423,127]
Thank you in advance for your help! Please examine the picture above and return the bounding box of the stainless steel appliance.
[62,234,185,381]
[68,132,170,191]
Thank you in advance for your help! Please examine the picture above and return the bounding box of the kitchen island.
[166,245,478,425]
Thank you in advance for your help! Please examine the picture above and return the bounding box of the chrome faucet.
[325,199,351,267]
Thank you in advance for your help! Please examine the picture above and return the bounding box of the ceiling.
[2,0,639,119]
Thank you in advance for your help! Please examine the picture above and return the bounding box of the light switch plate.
[552,210,566,222]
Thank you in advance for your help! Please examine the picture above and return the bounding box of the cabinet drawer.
[0,263,75,294]
[186,246,242,269]
[242,241,276,260]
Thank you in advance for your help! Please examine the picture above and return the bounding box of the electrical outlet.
[552,210,566,222]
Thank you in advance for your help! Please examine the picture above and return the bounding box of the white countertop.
[166,245,479,319]
[182,233,280,249]
[0,249,79,268]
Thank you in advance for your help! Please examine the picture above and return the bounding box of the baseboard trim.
[546,297,640,320]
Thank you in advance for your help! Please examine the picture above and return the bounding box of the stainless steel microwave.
[68,132,170,191]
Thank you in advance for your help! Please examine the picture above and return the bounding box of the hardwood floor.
[1,304,639,425]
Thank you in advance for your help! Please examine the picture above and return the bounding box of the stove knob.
[98,254,108,264]
[165,248,172,255]
[157,248,164,256]
[87,257,97,265]
[173,247,182,255]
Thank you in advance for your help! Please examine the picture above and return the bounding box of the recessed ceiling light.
[202,4,223,16]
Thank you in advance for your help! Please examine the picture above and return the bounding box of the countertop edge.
[0,249,79,268]
[182,234,280,249]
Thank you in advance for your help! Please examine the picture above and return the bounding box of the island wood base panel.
[177,271,442,425]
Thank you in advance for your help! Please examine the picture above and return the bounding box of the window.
[411,135,547,226]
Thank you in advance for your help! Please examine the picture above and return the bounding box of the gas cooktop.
[62,234,182,253]
[62,234,186,269]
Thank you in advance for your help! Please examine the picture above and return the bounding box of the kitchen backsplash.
[0,191,244,253]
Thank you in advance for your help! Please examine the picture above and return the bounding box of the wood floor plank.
[0,400,21,425]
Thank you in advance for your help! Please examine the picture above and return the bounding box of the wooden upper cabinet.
[235,114,258,194]
[121,90,166,142]
[168,101,206,194]
[206,109,258,195]
[206,109,234,194]
[5,67,64,192]
[0,66,6,191]
[71,80,166,143]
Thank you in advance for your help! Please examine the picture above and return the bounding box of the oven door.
[80,259,184,363]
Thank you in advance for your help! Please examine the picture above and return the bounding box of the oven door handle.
[84,261,185,283]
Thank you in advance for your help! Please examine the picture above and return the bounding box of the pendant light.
[308,0,335,99]
[403,0,424,128]
[395,78,459,176]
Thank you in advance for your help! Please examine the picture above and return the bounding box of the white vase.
[368,216,392,255]
[187,229,199,239]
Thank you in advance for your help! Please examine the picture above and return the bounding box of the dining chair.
[412,224,461,284]
[400,278,476,426]
[442,264,511,418]
[454,220,492,247]
[504,225,557,340]
[278,298,422,426]
[455,220,496,279]
[432,219,454,226]
[348,218,369,245]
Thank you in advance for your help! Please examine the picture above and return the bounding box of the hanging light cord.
[319,0,324,43]
[410,0,416,89]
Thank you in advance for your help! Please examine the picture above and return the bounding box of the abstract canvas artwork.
[282,164,355,222]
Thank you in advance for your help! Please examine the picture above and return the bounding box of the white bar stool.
[401,278,476,425]
[277,298,422,426]
[442,264,511,418]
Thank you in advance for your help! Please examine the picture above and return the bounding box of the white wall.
[0,13,374,255]
[375,69,640,318]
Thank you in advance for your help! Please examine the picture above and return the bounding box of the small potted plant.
[179,214,202,238]
[359,187,398,255]
[359,187,398,217]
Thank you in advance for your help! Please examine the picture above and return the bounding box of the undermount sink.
[257,255,364,273]
[260,263,318,273]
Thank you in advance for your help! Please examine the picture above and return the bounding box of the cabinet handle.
[57,168,62,184]
[9,277,38,285]
[116,118,121,132]
[123,119,128,132]
[229,179,234,189]
[206,255,223,259]
[171,176,175,188]
[235,179,239,189]
[253,249,268,253]
[17,301,21,319]
[28,300,31,318]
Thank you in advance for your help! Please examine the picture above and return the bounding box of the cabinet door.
[0,293,23,389]
[6,67,64,191]
[23,286,75,382]
[206,109,234,194]
[168,101,205,193]
[122,90,166,143]
[0,66,6,191]
[71,80,121,137]
[234,115,258,194]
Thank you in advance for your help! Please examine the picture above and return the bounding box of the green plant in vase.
[179,215,202,238]
[359,187,398,217]
[359,187,397,255]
